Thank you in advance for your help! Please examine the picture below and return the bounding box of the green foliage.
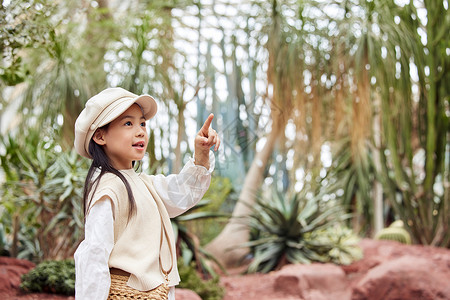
[20,259,75,295]
[0,223,9,256]
[0,0,56,86]
[178,258,225,300]
[326,139,376,235]
[185,176,234,245]
[0,130,87,261]
[245,190,361,273]
[0,0,448,262]
[369,0,449,248]
[173,193,229,278]
[306,226,363,265]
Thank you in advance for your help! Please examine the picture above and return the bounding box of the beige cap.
[74,87,157,159]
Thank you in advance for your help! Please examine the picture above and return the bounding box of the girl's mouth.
[133,142,145,148]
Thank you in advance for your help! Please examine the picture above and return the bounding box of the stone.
[274,263,351,300]
[351,255,450,300]
[0,257,35,295]
[175,288,202,300]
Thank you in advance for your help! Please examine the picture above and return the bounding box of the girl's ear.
[92,129,106,145]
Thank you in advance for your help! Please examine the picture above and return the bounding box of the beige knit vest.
[88,169,180,291]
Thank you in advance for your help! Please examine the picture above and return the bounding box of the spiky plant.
[245,190,361,273]
[375,220,412,244]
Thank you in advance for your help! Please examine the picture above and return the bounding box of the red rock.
[0,257,35,269]
[351,255,450,300]
[175,288,202,300]
[0,257,35,295]
[274,263,351,300]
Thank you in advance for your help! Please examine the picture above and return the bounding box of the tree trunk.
[311,79,322,160]
[372,92,384,234]
[205,122,282,267]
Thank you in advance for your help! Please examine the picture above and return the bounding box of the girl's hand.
[194,113,220,168]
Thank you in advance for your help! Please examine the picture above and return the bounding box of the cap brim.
[97,94,157,128]
[135,95,158,120]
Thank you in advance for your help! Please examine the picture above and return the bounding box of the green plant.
[0,0,57,86]
[20,259,75,295]
[375,220,412,244]
[0,130,87,261]
[326,139,376,235]
[178,258,225,300]
[173,197,229,278]
[186,177,234,245]
[0,223,9,256]
[306,225,363,265]
[245,190,361,273]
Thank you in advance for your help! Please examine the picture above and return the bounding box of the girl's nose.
[136,126,145,137]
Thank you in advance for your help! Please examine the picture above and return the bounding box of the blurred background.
[0,0,448,277]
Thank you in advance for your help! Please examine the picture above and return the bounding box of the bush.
[20,258,226,298]
[20,259,75,295]
[178,258,225,300]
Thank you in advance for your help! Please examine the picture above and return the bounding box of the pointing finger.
[201,113,214,133]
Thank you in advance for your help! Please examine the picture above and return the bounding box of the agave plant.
[245,190,361,273]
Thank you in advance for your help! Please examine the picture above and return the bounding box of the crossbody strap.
[158,211,173,283]
[140,176,175,284]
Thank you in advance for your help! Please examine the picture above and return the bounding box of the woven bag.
[108,193,174,300]
[108,273,169,300]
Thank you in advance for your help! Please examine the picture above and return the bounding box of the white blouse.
[74,152,215,300]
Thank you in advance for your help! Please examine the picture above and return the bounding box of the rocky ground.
[1,239,449,300]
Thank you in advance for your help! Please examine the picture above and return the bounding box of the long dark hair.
[83,125,137,222]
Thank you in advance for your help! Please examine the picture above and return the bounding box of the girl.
[73,87,220,299]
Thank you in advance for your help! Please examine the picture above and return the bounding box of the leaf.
[176,211,229,222]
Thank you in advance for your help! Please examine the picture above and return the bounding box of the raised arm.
[150,151,215,218]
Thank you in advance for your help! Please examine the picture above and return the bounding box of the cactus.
[375,221,411,244]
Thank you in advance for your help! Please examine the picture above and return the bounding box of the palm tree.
[206,0,304,267]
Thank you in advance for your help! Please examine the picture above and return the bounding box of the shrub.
[178,258,225,300]
[0,131,87,261]
[20,259,75,295]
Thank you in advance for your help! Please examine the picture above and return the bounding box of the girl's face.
[93,104,148,169]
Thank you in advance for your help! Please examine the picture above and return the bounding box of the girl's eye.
[125,121,132,126]
[140,122,146,127]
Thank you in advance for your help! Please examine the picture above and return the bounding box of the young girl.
[73,87,220,299]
